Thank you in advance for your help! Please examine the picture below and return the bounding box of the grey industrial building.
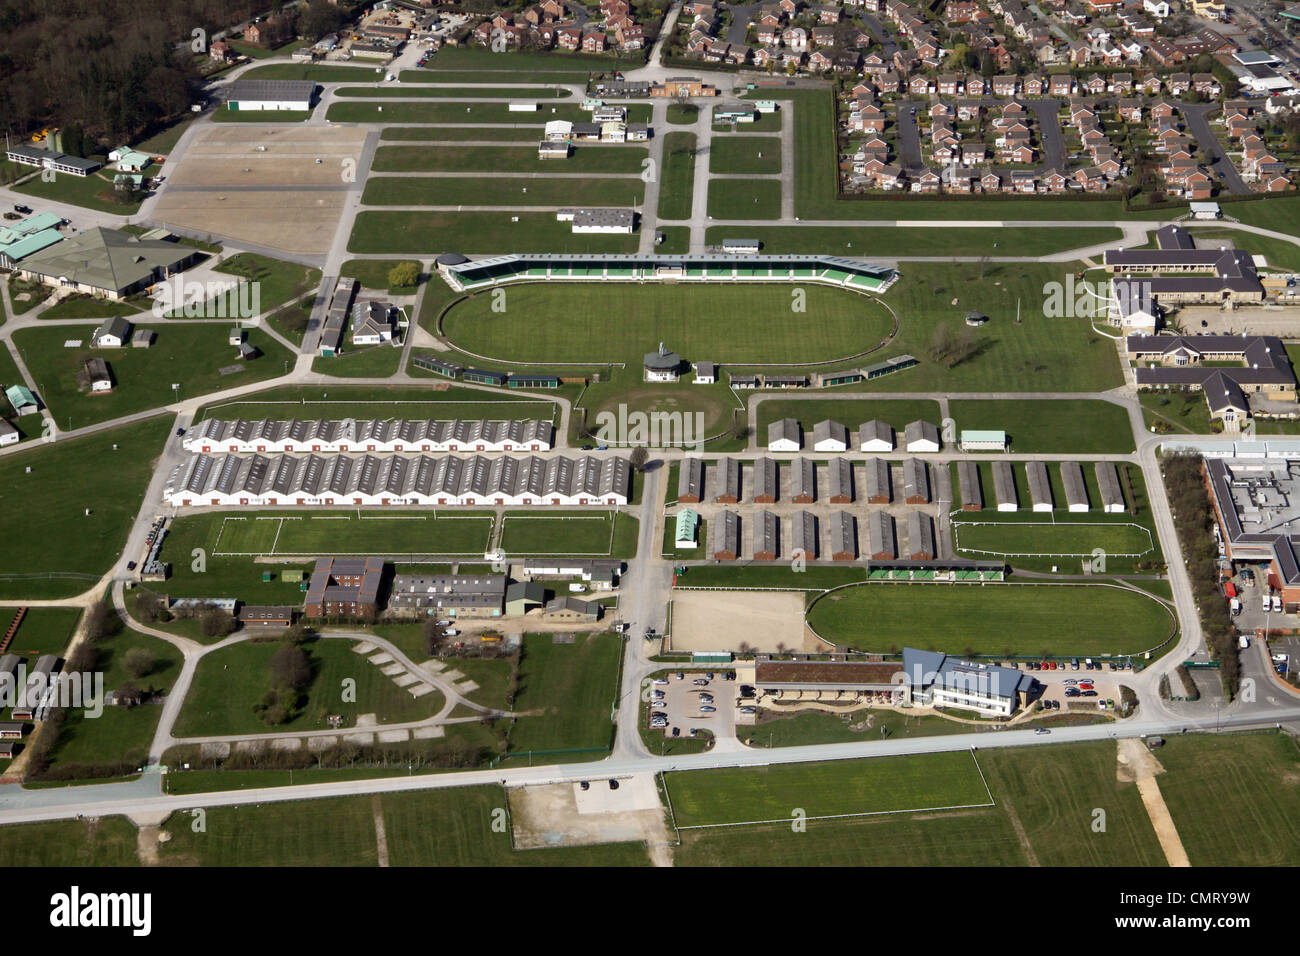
[903,458,930,504]
[752,456,778,503]
[1026,461,1053,511]
[864,457,891,504]
[713,509,741,560]
[993,460,1018,511]
[958,460,982,510]
[754,510,780,560]
[1096,462,1125,513]
[868,511,897,560]
[826,458,853,503]
[678,457,704,503]
[858,419,894,451]
[791,457,815,503]
[1061,461,1089,512]
[388,573,507,617]
[791,511,818,558]
[908,511,936,560]
[830,510,857,560]
[186,417,554,453]
[714,457,741,503]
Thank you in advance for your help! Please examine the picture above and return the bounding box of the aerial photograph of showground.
[1,0,1300,917]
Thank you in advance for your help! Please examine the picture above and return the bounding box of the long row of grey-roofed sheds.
[954,460,1126,513]
[767,418,940,453]
[677,456,936,504]
[709,509,936,561]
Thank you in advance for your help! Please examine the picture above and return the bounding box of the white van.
[1264,594,1273,613]
[1273,595,1283,613]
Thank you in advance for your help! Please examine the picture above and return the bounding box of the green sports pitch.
[498,511,619,555]
[952,520,1155,558]
[210,511,494,556]
[440,283,893,367]
[663,752,993,828]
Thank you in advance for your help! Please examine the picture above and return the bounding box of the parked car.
[653,677,668,685]
[676,672,685,680]
[699,694,714,703]
[1035,727,1051,735]
[740,706,756,715]
[126,560,137,571]
[671,727,681,737]
[699,705,716,713]
[1081,690,1098,697]
[693,678,709,686]
[580,781,590,790]
[608,779,619,790]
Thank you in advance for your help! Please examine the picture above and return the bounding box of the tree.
[629,446,648,471]
[270,643,311,692]
[388,261,420,290]
[198,608,235,639]
[300,0,346,41]
[124,647,155,680]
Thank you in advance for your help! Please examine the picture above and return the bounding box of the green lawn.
[708,177,781,219]
[665,752,992,827]
[242,64,384,82]
[42,629,184,771]
[402,69,595,85]
[953,519,1153,558]
[0,818,140,867]
[705,225,1124,257]
[134,117,198,154]
[714,110,782,133]
[708,136,782,175]
[3,608,81,659]
[499,511,638,557]
[1156,732,1300,866]
[38,294,148,320]
[195,384,558,424]
[736,710,975,748]
[327,102,597,125]
[211,109,313,123]
[335,86,571,99]
[1227,195,1300,240]
[350,210,641,254]
[339,259,422,295]
[362,175,644,207]
[209,252,321,316]
[807,582,1173,656]
[1140,391,1212,434]
[949,399,1135,454]
[506,633,622,756]
[13,170,143,214]
[755,398,941,437]
[14,324,292,430]
[371,144,649,174]
[440,283,894,367]
[658,132,697,221]
[379,126,543,143]
[656,226,690,254]
[0,417,171,599]
[980,741,1166,866]
[173,636,444,738]
[668,103,699,124]
[310,343,404,378]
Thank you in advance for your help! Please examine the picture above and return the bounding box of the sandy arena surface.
[670,588,814,653]
[168,125,367,187]
[508,777,673,864]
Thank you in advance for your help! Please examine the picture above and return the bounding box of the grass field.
[158,785,647,865]
[0,417,171,599]
[38,294,148,320]
[210,510,495,556]
[242,63,381,82]
[401,69,595,84]
[350,210,642,254]
[14,324,292,430]
[1154,732,1300,866]
[949,399,1135,454]
[953,520,1154,557]
[754,398,941,437]
[371,144,649,174]
[704,225,1124,257]
[736,710,979,748]
[0,818,141,867]
[441,284,894,367]
[211,109,313,123]
[506,633,622,756]
[334,86,571,99]
[379,126,543,143]
[664,752,992,827]
[330,103,658,125]
[1140,391,1212,434]
[13,170,144,214]
[807,582,1172,656]
[658,132,697,221]
[173,636,443,738]
[310,343,405,378]
[499,511,639,557]
[708,136,782,175]
[3,608,81,660]
[210,252,321,316]
[338,259,421,295]
[708,177,781,219]
[362,175,644,207]
[668,102,698,124]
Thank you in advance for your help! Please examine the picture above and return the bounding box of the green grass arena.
[210,511,496,556]
[952,521,1155,558]
[440,283,894,367]
[806,582,1173,656]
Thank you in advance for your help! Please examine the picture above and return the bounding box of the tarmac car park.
[647,670,737,742]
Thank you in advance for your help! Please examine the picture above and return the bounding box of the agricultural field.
[0,417,171,599]
[172,637,444,738]
[806,582,1173,656]
[664,752,992,827]
[440,284,894,367]
[14,324,292,431]
[948,399,1136,454]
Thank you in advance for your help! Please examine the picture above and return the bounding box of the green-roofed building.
[959,429,1007,451]
[675,508,700,548]
[0,212,65,269]
[16,226,200,300]
[4,385,39,416]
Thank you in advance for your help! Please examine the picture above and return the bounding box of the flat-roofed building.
[679,457,704,503]
[830,510,857,561]
[752,457,778,502]
[791,510,818,558]
[752,659,906,705]
[867,511,896,560]
[903,458,930,504]
[958,459,983,510]
[960,429,1007,451]
[907,511,936,560]
[389,572,506,617]
[1096,462,1125,513]
[754,510,780,560]
[791,457,815,503]
[1026,460,1053,512]
[993,460,1017,511]
[713,509,740,559]
[858,419,894,452]
[864,457,891,504]
[1061,461,1089,512]
[714,457,741,503]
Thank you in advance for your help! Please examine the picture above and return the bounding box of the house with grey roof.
[812,419,849,452]
[858,419,894,452]
[92,316,133,348]
[904,419,941,452]
[19,228,198,300]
